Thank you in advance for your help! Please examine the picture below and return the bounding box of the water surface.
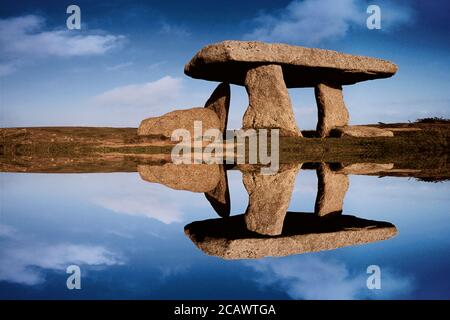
[0,168,449,299]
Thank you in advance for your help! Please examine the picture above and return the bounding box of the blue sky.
[1,0,449,129]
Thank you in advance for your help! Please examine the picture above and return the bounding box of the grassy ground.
[1,121,449,180]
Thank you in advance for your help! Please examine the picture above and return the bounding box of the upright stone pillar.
[138,82,230,137]
[204,82,230,135]
[243,64,302,137]
[315,83,349,138]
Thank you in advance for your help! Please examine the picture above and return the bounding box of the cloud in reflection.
[0,224,123,285]
[95,193,183,224]
[91,174,210,224]
[246,255,413,299]
[0,224,17,238]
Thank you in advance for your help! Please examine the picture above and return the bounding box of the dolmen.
[139,40,397,138]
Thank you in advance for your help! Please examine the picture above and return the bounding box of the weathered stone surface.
[243,64,302,137]
[138,163,220,193]
[204,165,230,217]
[333,125,394,137]
[338,163,394,175]
[204,82,230,134]
[138,107,220,137]
[314,163,349,217]
[184,212,397,259]
[243,164,301,236]
[138,82,230,137]
[315,83,349,137]
[185,41,398,87]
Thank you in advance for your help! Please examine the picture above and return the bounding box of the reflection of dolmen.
[138,163,230,217]
[185,41,396,137]
[185,212,397,259]
[239,162,393,235]
[137,160,399,259]
[315,162,394,216]
[184,161,398,259]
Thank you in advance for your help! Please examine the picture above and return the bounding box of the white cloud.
[379,1,415,29]
[0,224,17,238]
[0,63,17,76]
[0,15,124,75]
[147,60,167,71]
[1,75,187,127]
[106,61,134,71]
[158,22,191,37]
[92,76,183,110]
[0,225,122,285]
[95,193,184,224]
[244,0,414,45]
[247,256,413,299]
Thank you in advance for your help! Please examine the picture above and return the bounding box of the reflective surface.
[1,164,449,299]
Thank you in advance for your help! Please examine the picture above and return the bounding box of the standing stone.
[138,82,230,137]
[243,64,302,137]
[137,107,220,137]
[314,163,349,217]
[204,82,230,135]
[315,83,349,138]
[243,164,301,236]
